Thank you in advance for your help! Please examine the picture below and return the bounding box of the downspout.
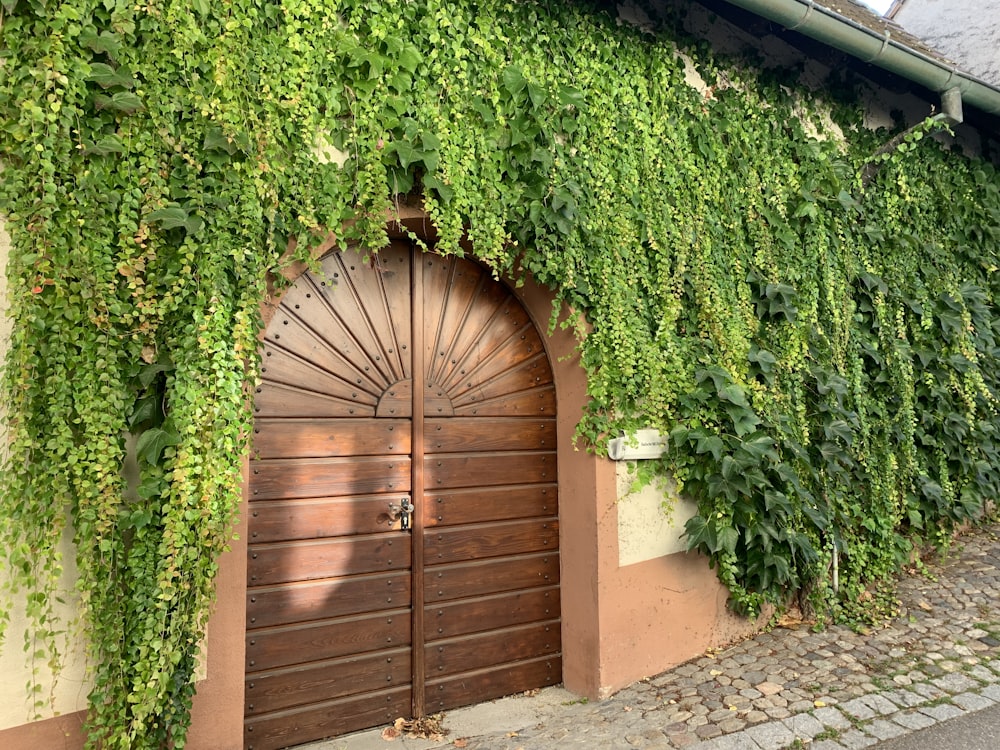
[721,0,1000,120]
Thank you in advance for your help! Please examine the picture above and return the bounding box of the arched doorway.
[244,240,561,750]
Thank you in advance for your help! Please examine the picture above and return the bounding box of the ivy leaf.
[147,207,190,230]
[502,65,526,95]
[527,82,547,108]
[423,175,454,204]
[87,135,126,155]
[94,91,144,113]
[79,29,122,58]
[718,383,749,407]
[558,84,585,108]
[191,0,211,16]
[204,128,237,154]
[398,44,422,73]
[86,63,135,89]
[716,525,739,555]
[684,514,714,551]
[823,419,854,445]
[135,427,180,465]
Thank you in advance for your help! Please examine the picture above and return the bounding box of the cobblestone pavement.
[453,522,1000,750]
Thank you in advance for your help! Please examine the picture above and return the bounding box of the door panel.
[426,587,561,639]
[252,418,410,459]
[246,610,411,672]
[425,622,559,677]
[425,452,555,489]
[425,553,560,602]
[250,456,410,500]
[427,519,558,563]
[248,533,411,585]
[244,687,413,750]
[426,417,555,452]
[426,656,562,712]
[249,496,404,542]
[424,485,556,526]
[246,648,412,715]
[247,572,411,629]
[246,241,560,748]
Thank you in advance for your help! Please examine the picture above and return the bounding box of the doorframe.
[184,208,613,749]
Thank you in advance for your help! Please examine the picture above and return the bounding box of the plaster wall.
[0,219,244,749]
[616,463,697,566]
[0,219,91,741]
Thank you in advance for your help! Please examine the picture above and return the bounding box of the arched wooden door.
[244,241,561,750]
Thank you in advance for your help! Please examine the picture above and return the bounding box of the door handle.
[386,497,414,530]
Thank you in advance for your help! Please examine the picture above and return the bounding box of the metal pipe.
[721,0,1000,117]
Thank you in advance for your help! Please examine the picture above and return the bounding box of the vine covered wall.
[2,0,1000,747]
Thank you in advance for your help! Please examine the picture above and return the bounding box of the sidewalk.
[309,522,1000,750]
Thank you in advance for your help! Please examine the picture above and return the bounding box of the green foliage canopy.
[2,0,1000,747]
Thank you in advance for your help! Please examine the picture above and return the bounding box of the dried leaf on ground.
[384,714,449,742]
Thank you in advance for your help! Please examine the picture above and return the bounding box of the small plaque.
[607,429,668,461]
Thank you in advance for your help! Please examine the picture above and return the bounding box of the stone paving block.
[809,742,847,750]
[838,697,876,720]
[836,728,878,749]
[857,694,899,715]
[930,672,979,693]
[880,688,924,708]
[967,665,996,682]
[782,712,825,739]
[744,720,795,750]
[890,708,937,730]
[812,706,852,730]
[981,683,1000,701]
[693,733,761,750]
[951,691,995,712]
[862,718,907,741]
[918,702,965,722]
[909,681,946,700]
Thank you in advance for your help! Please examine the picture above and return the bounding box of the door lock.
[386,497,415,530]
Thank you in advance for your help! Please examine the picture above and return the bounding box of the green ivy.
[2,0,1000,746]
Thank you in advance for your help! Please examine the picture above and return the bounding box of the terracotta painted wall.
[508,260,762,701]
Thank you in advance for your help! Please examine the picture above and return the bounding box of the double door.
[244,242,561,750]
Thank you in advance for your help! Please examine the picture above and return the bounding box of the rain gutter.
[721,0,1000,121]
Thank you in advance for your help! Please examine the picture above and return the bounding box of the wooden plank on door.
[425,519,558,564]
[251,455,410,500]
[425,587,560,640]
[244,686,412,750]
[425,621,559,677]
[253,418,410,459]
[245,646,411,715]
[425,417,555,452]
[249,533,410,585]
[424,553,559,602]
[247,572,411,629]
[253,381,378,419]
[423,485,557,527]
[425,655,562,713]
[246,608,411,672]
[452,384,556,417]
[247,495,405,542]
[425,451,554,490]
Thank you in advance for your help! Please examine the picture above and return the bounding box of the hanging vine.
[2,0,1000,747]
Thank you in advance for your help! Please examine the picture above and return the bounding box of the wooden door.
[244,242,561,750]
